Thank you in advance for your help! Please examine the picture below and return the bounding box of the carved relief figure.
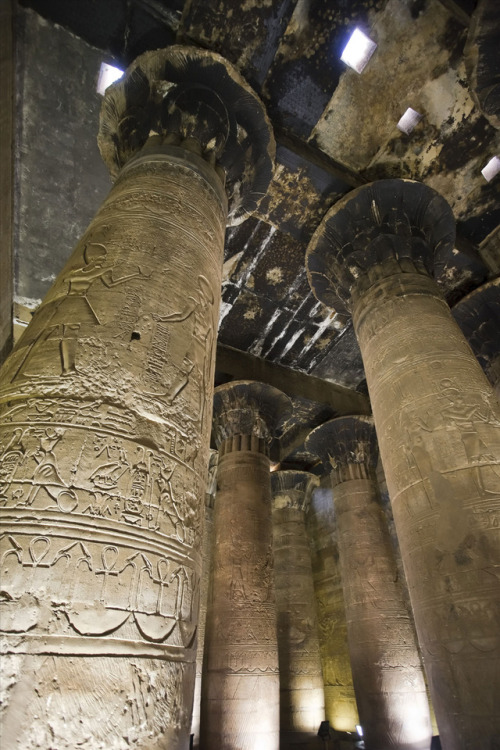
[154,275,215,422]
[90,437,130,490]
[11,238,145,379]
[439,382,500,496]
[157,460,183,539]
[19,428,78,512]
[122,448,151,525]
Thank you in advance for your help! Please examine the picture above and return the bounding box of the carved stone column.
[306,179,500,750]
[270,470,325,739]
[201,380,292,750]
[0,47,274,749]
[452,277,500,399]
[307,484,359,732]
[306,416,431,750]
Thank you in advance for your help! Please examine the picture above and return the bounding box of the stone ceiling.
[10,0,500,468]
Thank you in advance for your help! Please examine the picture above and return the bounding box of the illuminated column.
[270,470,325,738]
[306,179,500,750]
[201,381,292,750]
[0,47,274,750]
[452,277,500,399]
[306,416,431,750]
[307,485,359,731]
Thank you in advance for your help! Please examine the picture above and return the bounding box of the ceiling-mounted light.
[340,28,377,73]
[97,62,124,96]
[481,155,500,182]
[397,107,423,134]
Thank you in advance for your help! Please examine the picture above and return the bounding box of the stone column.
[452,277,500,399]
[306,179,500,750]
[306,416,431,750]
[0,47,274,749]
[201,380,292,750]
[307,484,359,732]
[270,470,325,739]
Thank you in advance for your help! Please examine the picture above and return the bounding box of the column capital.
[305,416,378,485]
[98,45,275,225]
[306,179,455,313]
[271,470,319,512]
[212,380,292,453]
[465,0,500,130]
[452,277,500,389]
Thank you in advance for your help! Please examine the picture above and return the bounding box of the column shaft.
[272,492,325,735]
[0,149,225,748]
[354,271,500,749]
[201,450,279,750]
[307,486,358,732]
[334,475,431,749]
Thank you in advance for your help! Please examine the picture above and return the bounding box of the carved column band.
[306,179,500,750]
[201,381,292,750]
[0,47,274,750]
[271,470,325,738]
[306,416,431,750]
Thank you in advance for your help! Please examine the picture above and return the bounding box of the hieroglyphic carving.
[9,230,148,382]
[0,159,222,680]
[0,530,199,647]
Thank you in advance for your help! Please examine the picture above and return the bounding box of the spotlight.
[340,28,377,73]
[97,62,124,95]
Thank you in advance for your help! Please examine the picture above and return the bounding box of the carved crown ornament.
[305,415,378,475]
[98,45,275,225]
[211,380,292,448]
[306,178,456,313]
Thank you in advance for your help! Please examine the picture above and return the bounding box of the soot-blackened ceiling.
[13,0,500,467]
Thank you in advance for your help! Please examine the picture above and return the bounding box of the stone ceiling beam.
[216,343,371,417]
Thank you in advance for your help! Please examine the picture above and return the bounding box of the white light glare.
[397,107,423,135]
[355,724,364,737]
[97,62,124,95]
[481,155,500,182]
[340,28,377,73]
